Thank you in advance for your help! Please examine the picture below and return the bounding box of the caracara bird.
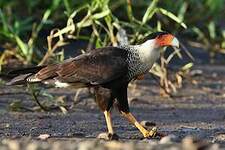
[7,32,179,140]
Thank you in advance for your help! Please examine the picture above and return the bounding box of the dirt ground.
[0,62,225,149]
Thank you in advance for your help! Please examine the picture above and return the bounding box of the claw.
[144,127,158,138]
[108,133,119,140]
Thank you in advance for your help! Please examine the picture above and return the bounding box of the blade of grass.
[142,0,159,24]
[158,8,187,29]
[15,35,29,57]
[63,0,72,15]
[92,9,110,20]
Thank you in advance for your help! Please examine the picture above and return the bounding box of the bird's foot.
[108,133,119,140]
[143,127,158,138]
[97,132,119,141]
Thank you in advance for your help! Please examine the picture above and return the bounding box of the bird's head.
[136,32,180,65]
[149,32,179,48]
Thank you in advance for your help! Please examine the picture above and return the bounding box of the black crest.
[138,31,169,44]
[148,31,169,39]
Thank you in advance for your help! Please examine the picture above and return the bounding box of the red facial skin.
[155,34,175,47]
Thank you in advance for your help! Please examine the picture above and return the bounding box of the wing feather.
[35,47,128,86]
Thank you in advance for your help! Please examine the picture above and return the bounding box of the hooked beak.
[171,37,179,48]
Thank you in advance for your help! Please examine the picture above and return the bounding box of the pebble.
[78,141,102,150]
[97,132,110,140]
[213,133,225,143]
[26,143,38,150]
[190,69,203,76]
[181,136,220,150]
[140,120,156,127]
[0,136,223,150]
[37,134,50,140]
[159,134,178,144]
[2,139,20,150]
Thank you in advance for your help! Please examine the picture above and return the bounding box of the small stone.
[105,141,134,150]
[182,136,197,150]
[97,132,119,141]
[213,133,225,143]
[37,134,50,140]
[182,136,212,150]
[159,134,177,144]
[5,123,10,128]
[78,141,99,150]
[190,69,203,76]
[3,140,20,150]
[212,73,218,78]
[140,121,156,127]
[142,139,158,145]
[26,143,38,150]
[222,93,225,98]
[97,132,109,140]
[208,144,220,150]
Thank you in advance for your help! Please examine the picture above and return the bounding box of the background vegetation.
[0,0,224,109]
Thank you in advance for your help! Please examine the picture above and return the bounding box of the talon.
[149,127,157,137]
[108,133,119,140]
[144,127,158,138]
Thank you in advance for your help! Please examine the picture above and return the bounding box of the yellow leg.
[121,112,157,138]
[104,111,114,134]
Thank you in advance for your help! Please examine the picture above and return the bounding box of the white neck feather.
[136,39,160,65]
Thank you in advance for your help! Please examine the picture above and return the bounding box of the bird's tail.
[6,66,46,85]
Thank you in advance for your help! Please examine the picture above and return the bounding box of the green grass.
[0,0,224,97]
